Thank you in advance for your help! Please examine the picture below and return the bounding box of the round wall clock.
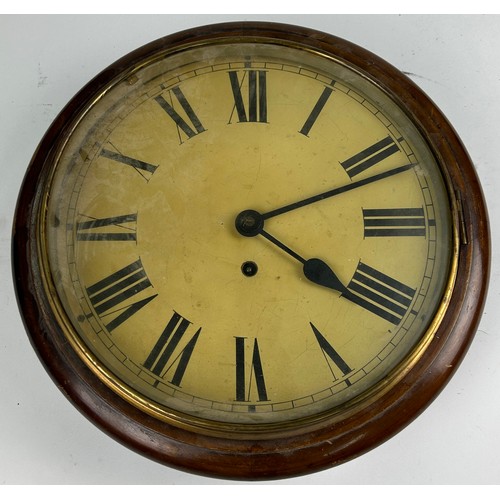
[13,22,489,479]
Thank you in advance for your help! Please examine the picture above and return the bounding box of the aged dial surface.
[43,41,453,431]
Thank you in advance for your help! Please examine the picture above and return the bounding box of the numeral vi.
[235,337,268,402]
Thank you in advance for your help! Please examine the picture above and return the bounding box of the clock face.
[41,40,454,433]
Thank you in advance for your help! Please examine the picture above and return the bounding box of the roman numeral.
[310,323,353,385]
[143,311,201,388]
[235,337,268,402]
[228,70,268,123]
[76,213,137,241]
[344,262,416,325]
[299,85,334,137]
[100,149,158,181]
[340,136,400,178]
[155,86,205,142]
[363,208,426,237]
[86,259,157,332]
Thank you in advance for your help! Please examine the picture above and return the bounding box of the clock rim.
[12,21,490,480]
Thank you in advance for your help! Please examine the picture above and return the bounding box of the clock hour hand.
[235,210,346,293]
[302,257,347,294]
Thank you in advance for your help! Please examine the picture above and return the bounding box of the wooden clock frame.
[12,22,490,480]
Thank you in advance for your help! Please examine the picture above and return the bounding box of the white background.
[1,14,499,485]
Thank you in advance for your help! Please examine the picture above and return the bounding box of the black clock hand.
[235,210,346,293]
[262,230,346,293]
[261,163,415,220]
[303,257,347,294]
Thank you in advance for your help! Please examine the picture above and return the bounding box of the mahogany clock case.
[11,21,490,480]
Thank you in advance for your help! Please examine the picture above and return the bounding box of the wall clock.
[13,21,490,479]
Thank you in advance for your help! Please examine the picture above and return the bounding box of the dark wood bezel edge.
[12,22,490,480]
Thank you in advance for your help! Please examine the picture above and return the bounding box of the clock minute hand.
[261,163,415,221]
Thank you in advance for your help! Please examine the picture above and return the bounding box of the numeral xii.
[228,70,268,123]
